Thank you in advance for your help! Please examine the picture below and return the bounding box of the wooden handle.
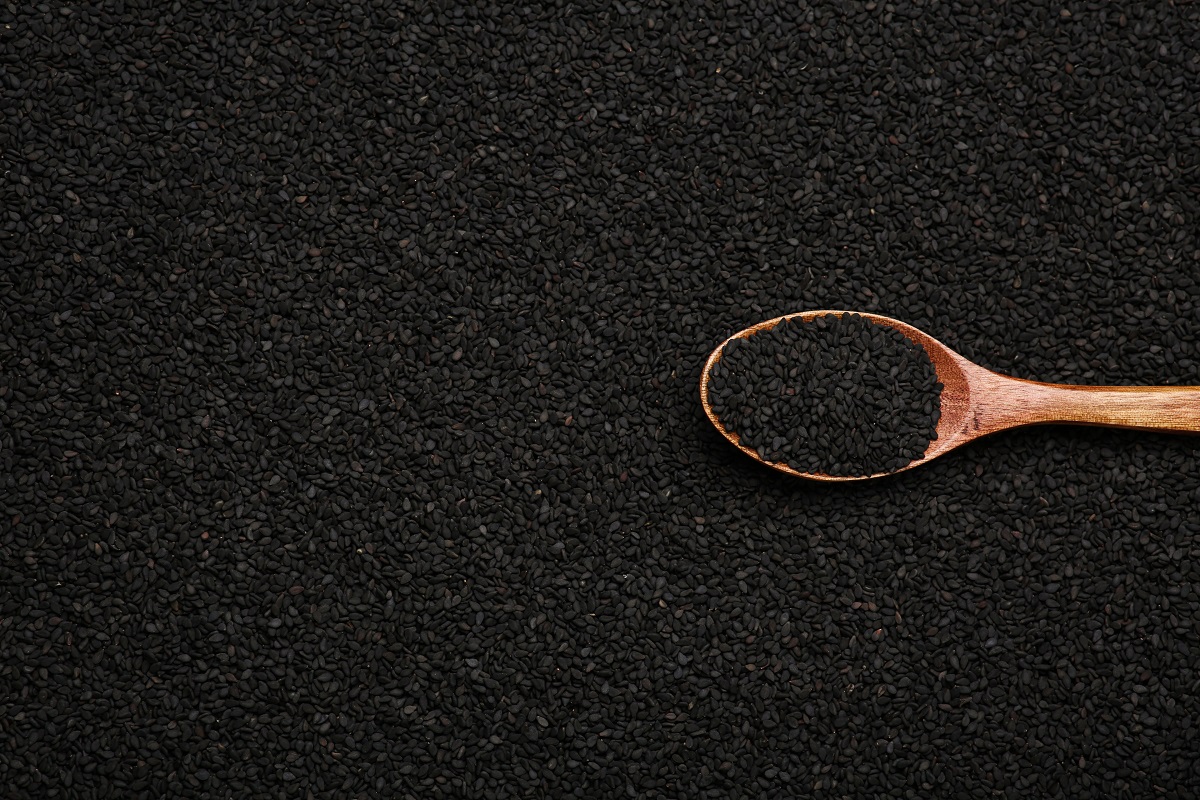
[974,369,1200,434]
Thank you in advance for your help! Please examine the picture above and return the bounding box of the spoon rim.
[699,309,964,482]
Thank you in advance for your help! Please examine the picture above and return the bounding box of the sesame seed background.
[2,2,1200,798]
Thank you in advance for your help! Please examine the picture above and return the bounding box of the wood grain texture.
[700,310,1200,482]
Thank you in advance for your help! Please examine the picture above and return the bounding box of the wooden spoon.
[700,310,1200,482]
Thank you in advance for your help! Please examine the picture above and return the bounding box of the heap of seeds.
[707,314,942,476]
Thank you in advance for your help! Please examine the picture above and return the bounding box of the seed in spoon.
[706,313,943,477]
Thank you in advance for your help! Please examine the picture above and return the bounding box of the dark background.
[2,1,1199,797]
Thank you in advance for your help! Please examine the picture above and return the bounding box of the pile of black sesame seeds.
[707,313,942,477]
[3,2,1200,797]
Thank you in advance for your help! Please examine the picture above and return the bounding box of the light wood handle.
[976,370,1200,434]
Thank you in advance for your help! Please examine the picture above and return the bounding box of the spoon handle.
[989,375,1200,433]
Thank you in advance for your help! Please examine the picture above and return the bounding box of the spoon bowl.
[700,310,1200,482]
